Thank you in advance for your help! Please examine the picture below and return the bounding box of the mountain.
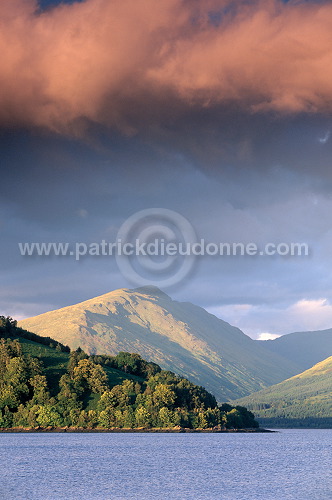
[18,286,300,401]
[257,328,332,372]
[233,355,332,427]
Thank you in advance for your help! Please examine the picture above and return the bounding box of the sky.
[2,0,332,339]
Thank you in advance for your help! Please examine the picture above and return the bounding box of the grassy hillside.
[257,328,332,372]
[233,356,332,427]
[19,286,300,401]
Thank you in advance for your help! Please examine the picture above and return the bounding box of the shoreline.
[0,426,273,433]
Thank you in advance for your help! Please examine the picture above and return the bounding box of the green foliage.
[225,406,258,429]
[0,339,42,411]
[135,406,152,428]
[35,405,62,427]
[0,326,259,430]
[0,317,17,334]
[0,406,13,428]
[67,348,89,374]
[72,359,108,394]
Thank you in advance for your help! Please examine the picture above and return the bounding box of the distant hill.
[257,329,332,372]
[233,356,332,427]
[18,286,299,401]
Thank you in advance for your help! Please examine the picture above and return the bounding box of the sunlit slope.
[234,356,332,420]
[19,286,299,401]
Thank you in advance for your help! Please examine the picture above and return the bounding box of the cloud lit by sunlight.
[2,0,332,135]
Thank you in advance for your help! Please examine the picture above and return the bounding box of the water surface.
[0,429,331,499]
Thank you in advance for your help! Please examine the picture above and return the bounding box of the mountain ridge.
[19,286,301,401]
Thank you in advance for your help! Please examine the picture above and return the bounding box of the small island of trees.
[0,316,259,431]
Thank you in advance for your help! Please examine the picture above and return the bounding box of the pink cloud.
[1,0,332,134]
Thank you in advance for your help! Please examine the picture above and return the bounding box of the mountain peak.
[133,285,170,299]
